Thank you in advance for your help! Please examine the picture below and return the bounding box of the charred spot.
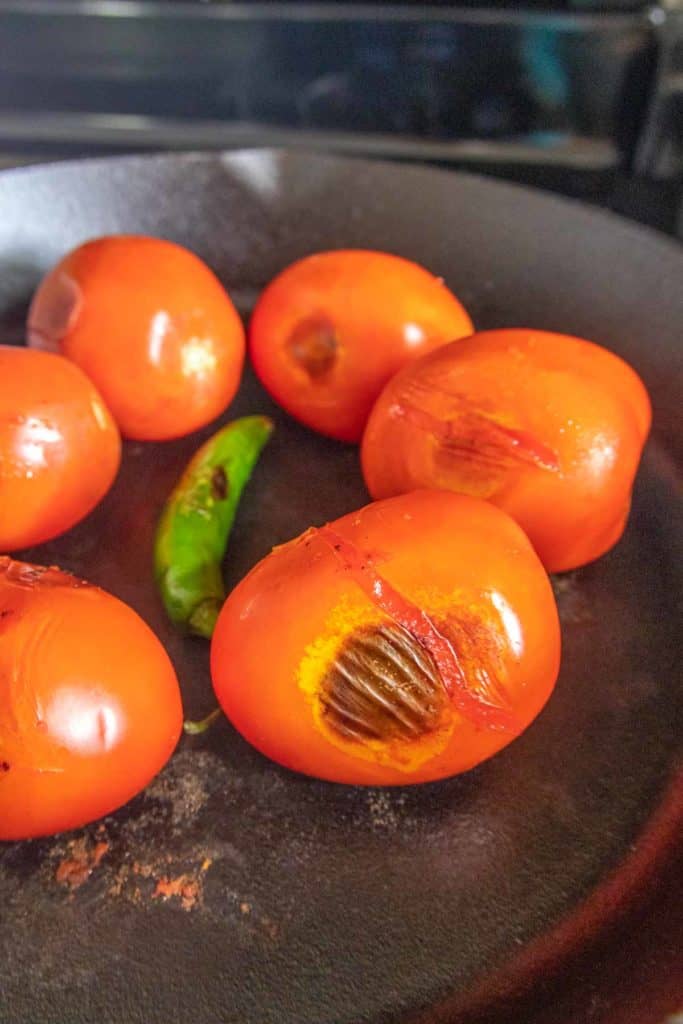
[320,624,448,743]
[211,465,229,501]
[286,315,338,379]
[0,761,10,773]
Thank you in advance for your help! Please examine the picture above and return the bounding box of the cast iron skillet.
[0,150,681,1024]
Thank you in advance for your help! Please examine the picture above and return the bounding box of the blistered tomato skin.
[0,346,121,552]
[211,491,560,786]
[249,250,473,442]
[0,558,183,840]
[28,235,245,441]
[361,329,652,573]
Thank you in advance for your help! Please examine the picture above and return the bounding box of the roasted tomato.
[0,558,183,840]
[0,346,121,552]
[211,490,560,785]
[28,235,245,441]
[249,250,473,442]
[361,329,651,573]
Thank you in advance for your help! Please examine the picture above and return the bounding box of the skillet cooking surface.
[0,150,681,1024]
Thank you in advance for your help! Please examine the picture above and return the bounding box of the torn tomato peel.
[390,400,560,473]
[317,525,518,733]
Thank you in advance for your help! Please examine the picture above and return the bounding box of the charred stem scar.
[320,623,448,742]
[286,315,338,379]
[154,416,273,639]
[390,400,560,473]
[316,526,518,733]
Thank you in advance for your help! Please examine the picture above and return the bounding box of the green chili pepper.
[154,415,274,639]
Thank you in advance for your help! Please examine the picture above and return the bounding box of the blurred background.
[0,0,681,236]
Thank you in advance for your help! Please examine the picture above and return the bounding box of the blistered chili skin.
[211,491,561,786]
[153,415,274,639]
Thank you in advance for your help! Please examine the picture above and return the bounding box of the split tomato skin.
[28,235,245,441]
[0,346,121,552]
[211,490,560,786]
[249,250,473,442]
[0,558,183,840]
[361,329,652,573]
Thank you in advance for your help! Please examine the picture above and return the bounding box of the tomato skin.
[0,346,121,552]
[361,329,652,573]
[249,250,473,442]
[0,558,183,840]
[28,236,245,441]
[211,490,560,786]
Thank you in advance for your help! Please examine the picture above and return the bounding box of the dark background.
[0,0,681,233]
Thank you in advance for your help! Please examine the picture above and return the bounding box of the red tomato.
[0,346,121,552]
[0,557,183,839]
[361,329,651,573]
[211,490,560,785]
[249,250,473,442]
[28,235,245,441]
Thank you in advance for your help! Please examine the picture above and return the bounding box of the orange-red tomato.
[0,557,183,839]
[28,235,245,441]
[0,346,121,552]
[211,490,560,785]
[362,329,651,573]
[249,250,473,442]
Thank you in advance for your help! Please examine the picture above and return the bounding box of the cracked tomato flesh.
[211,490,560,786]
[361,329,651,572]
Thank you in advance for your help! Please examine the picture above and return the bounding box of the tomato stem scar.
[286,315,338,379]
[317,525,517,732]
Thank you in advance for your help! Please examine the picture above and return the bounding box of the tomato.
[0,557,183,839]
[211,490,560,785]
[361,329,651,573]
[0,346,121,552]
[28,235,245,441]
[249,250,473,442]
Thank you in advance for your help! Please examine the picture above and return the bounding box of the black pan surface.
[0,150,681,1024]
